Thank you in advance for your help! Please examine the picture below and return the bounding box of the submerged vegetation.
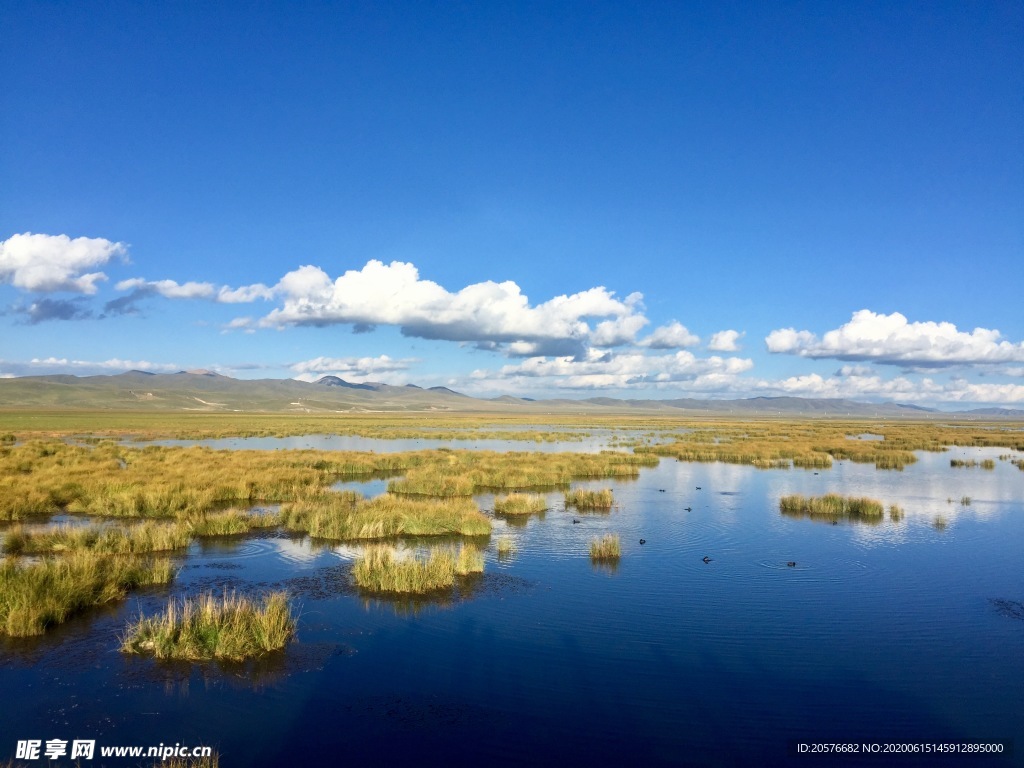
[352,545,483,594]
[496,537,516,558]
[0,552,174,636]
[121,591,295,660]
[951,458,995,469]
[590,534,621,561]
[565,488,615,511]
[779,494,885,522]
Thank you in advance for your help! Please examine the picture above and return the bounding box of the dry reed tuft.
[121,590,295,660]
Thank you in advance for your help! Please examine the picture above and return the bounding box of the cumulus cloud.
[471,349,754,392]
[290,354,419,381]
[766,310,1024,368]
[638,321,700,349]
[708,329,743,352]
[756,372,1024,404]
[259,261,646,352]
[0,232,127,293]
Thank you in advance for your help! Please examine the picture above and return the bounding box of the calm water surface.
[1,446,1022,767]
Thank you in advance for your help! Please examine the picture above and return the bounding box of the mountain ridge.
[0,371,1019,418]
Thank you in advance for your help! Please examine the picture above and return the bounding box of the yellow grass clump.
[0,552,175,636]
[779,493,885,522]
[493,493,548,515]
[352,544,483,594]
[565,488,615,511]
[589,534,621,561]
[121,590,295,661]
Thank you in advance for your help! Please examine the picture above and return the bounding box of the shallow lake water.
[1,446,1022,767]
[137,429,672,454]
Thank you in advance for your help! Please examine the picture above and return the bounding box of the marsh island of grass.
[565,488,615,511]
[779,493,885,522]
[590,534,621,561]
[0,552,175,637]
[493,493,548,516]
[352,545,483,594]
[121,590,295,661]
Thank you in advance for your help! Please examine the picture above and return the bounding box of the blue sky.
[2,1,1022,406]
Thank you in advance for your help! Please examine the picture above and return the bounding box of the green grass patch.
[0,552,175,636]
[121,590,295,661]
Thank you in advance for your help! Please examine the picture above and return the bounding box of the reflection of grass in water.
[960,496,972,506]
[981,459,996,470]
[0,552,174,637]
[566,489,614,511]
[494,493,548,515]
[159,754,219,768]
[934,516,949,530]
[589,534,621,561]
[122,590,295,661]
[779,494,884,522]
[352,544,483,594]
[888,504,905,522]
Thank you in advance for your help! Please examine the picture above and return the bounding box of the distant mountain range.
[0,371,1021,418]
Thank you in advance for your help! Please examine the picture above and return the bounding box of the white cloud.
[217,284,274,303]
[0,232,127,294]
[117,278,215,299]
[0,357,180,376]
[116,278,272,303]
[766,310,1024,368]
[290,354,418,381]
[836,364,876,377]
[639,321,700,349]
[260,260,645,350]
[756,372,1024,404]
[708,329,743,352]
[470,349,753,392]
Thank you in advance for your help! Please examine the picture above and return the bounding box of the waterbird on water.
[639,539,646,545]
[787,561,797,567]
[696,486,702,490]
[702,556,712,563]
[572,519,580,524]
[684,507,692,512]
